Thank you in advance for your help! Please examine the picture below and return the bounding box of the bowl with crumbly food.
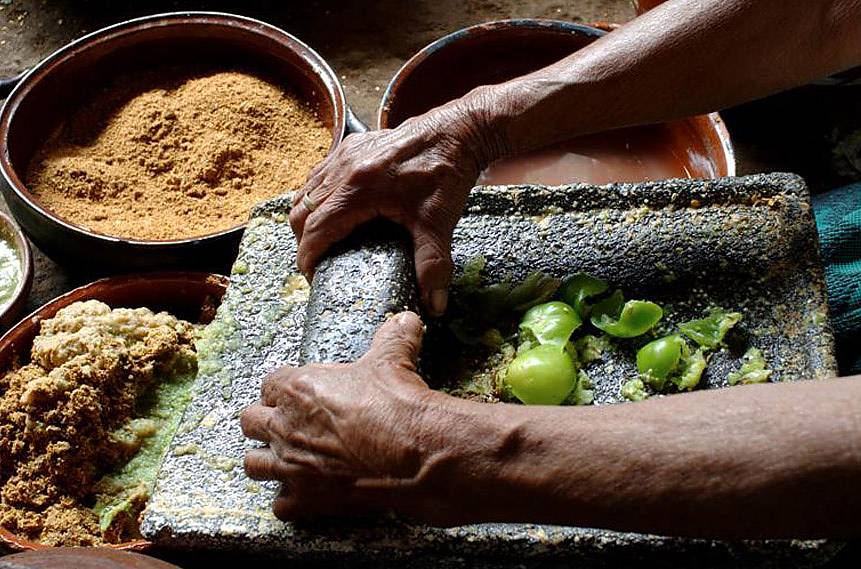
[0,272,228,551]
[0,12,349,272]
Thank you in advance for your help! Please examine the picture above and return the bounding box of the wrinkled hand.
[241,312,437,521]
[290,98,500,316]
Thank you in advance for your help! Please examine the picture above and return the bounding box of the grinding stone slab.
[142,173,841,567]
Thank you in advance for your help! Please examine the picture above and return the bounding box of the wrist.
[455,83,517,167]
[404,392,528,524]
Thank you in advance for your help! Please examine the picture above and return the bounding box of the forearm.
[461,0,861,158]
[415,377,861,537]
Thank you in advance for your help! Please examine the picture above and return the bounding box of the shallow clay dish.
[0,12,349,272]
[0,210,32,331]
[380,19,735,178]
[0,548,182,569]
[0,271,228,553]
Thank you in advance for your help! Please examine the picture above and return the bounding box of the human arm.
[290,0,861,316]
[241,312,861,537]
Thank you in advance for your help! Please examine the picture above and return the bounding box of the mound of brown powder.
[26,68,332,240]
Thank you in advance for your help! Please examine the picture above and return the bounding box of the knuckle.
[262,373,284,401]
[350,159,380,183]
[302,212,326,235]
[263,410,278,434]
[426,158,457,179]
[239,409,254,433]
[288,206,303,225]
[242,451,259,474]
[273,443,297,465]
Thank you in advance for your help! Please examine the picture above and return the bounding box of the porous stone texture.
[142,174,840,567]
[301,222,417,364]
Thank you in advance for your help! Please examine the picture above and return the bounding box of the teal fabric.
[812,183,861,375]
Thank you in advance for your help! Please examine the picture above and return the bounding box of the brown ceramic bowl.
[0,12,350,272]
[633,0,667,15]
[379,19,735,178]
[0,210,32,331]
[0,548,182,568]
[0,271,228,552]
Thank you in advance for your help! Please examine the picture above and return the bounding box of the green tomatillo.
[636,334,707,392]
[591,290,663,338]
[504,344,578,405]
[637,334,685,387]
[560,272,608,317]
[520,301,582,347]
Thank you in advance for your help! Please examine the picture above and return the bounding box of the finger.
[289,186,316,242]
[290,173,346,241]
[244,448,300,481]
[240,404,278,442]
[294,159,331,205]
[296,195,377,276]
[261,366,301,407]
[272,481,356,521]
[364,311,424,370]
[411,224,454,317]
[272,491,300,520]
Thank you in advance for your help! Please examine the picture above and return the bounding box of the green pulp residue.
[621,378,649,401]
[194,310,240,395]
[0,238,20,308]
[93,367,197,535]
[679,308,742,349]
[728,347,773,385]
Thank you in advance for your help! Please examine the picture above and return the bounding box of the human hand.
[241,311,439,520]
[289,94,503,316]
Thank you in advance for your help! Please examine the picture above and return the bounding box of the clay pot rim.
[378,18,736,177]
[0,209,33,330]
[0,11,346,246]
[0,271,230,552]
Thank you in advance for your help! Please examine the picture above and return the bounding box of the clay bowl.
[0,271,229,552]
[633,0,667,15]
[0,12,349,273]
[379,19,735,179]
[0,210,32,331]
[0,548,181,569]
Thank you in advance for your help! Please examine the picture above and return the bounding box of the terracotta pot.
[0,271,228,552]
[0,210,32,331]
[379,19,735,179]
[0,12,352,272]
[0,548,181,568]
[632,0,667,15]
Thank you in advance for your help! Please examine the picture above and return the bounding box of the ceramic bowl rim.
[0,11,346,246]
[378,18,736,176]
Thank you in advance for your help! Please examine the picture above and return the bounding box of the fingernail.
[430,289,448,316]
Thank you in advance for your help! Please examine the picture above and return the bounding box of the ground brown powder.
[26,68,332,240]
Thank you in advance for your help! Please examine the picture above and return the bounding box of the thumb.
[364,311,425,370]
[411,224,454,317]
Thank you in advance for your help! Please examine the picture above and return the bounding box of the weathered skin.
[289,0,861,314]
[252,0,861,537]
[242,313,861,537]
